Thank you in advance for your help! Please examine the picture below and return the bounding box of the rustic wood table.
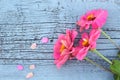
[0,0,120,80]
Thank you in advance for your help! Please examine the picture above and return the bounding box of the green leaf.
[110,60,120,76]
[114,74,120,80]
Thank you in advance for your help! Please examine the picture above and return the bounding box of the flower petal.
[60,49,69,56]
[29,64,35,70]
[30,43,37,49]
[17,65,24,70]
[56,55,69,69]
[53,34,65,59]
[81,33,89,40]
[26,72,34,78]
[41,37,49,43]
[76,47,89,60]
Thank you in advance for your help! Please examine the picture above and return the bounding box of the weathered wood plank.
[0,0,119,23]
[0,49,118,60]
[0,64,113,80]
[0,0,120,61]
[0,38,119,60]
[0,0,119,25]
[0,59,109,65]
[0,0,119,80]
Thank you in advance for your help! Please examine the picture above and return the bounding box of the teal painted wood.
[0,64,113,80]
[0,0,120,80]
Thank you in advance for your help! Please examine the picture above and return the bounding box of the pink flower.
[76,29,101,60]
[53,29,78,68]
[76,9,108,31]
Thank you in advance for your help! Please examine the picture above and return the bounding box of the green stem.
[84,57,110,72]
[92,49,112,64]
[100,29,120,50]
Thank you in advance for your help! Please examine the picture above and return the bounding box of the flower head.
[77,9,108,31]
[76,29,101,60]
[53,29,78,68]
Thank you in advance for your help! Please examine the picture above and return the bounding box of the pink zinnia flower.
[76,29,101,60]
[76,9,108,31]
[53,29,78,69]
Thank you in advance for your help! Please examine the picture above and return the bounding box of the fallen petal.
[17,65,24,70]
[26,72,34,78]
[29,64,35,70]
[41,37,49,43]
[30,43,37,49]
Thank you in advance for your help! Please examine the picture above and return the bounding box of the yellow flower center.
[60,44,66,53]
[87,14,96,21]
[82,38,89,47]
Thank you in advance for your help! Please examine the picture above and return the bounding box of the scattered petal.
[17,65,24,70]
[41,37,49,43]
[26,72,34,78]
[30,43,37,49]
[29,64,35,70]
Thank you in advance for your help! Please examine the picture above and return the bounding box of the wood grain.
[0,0,120,80]
[0,64,113,80]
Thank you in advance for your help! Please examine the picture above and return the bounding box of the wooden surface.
[0,0,120,80]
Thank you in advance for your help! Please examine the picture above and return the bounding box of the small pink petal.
[29,64,35,70]
[17,65,24,70]
[26,72,34,78]
[41,37,49,43]
[30,43,37,49]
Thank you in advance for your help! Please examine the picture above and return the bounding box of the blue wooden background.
[0,0,120,80]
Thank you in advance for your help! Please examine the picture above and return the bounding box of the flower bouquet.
[53,9,120,80]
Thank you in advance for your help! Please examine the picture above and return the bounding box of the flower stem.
[84,57,110,72]
[99,29,120,50]
[92,49,112,64]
